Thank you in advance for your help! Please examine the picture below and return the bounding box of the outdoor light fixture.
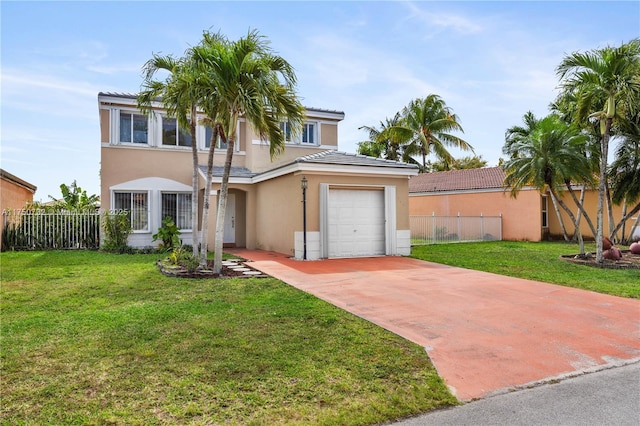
[301,176,308,260]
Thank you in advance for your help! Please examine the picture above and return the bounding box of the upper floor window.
[162,117,192,147]
[302,123,315,145]
[205,125,228,150]
[161,192,192,230]
[280,121,318,145]
[113,191,148,232]
[119,112,148,144]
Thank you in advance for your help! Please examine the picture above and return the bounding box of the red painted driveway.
[228,249,640,401]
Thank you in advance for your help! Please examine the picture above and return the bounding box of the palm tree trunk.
[189,105,199,259]
[596,117,612,263]
[199,124,220,267]
[213,122,236,274]
[552,188,585,254]
[549,190,570,241]
[565,183,596,238]
[605,184,617,242]
[610,202,640,241]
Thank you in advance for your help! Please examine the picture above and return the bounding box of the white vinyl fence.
[410,213,502,245]
[2,209,101,250]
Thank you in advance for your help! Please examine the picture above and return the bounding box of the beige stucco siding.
[409,189,543,241]
[549,190,637,241]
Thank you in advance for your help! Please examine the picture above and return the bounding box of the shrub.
[152,217,181,251]
[101,211,132,253]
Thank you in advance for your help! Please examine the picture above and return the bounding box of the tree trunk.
[199,124,220,267]
[552,188,585,254]
[605,184,617,242]
[213,121,237,274]
[565,182,596,238]
[596,117,612,263]
[549,190,570,241]
[189,105,199,259]
[610,202,640,241]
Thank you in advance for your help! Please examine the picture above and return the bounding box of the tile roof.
[198,165,256,178]
[295,151,419,169]
[409,166,506,193]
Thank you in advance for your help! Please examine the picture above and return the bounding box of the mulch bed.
[561,250,640,269]
[157,258,269,278]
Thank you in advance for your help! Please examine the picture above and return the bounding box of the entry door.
[223,193,236,244]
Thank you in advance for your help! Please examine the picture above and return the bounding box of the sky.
[1,1,639,202]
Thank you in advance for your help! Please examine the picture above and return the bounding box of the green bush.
[101,211,132,253]
[152,217,181,251]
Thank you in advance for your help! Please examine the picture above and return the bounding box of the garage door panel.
[328,189,385,258]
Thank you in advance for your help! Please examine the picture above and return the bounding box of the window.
[280,121,317,145]
[119,112,148,144]
[162,117,192,147]
[280,121,293,143]
[113,192,148,231]
[302,123,315,144]
[541,195,548,228]
[161,193,192,230]
[205,126,228,150]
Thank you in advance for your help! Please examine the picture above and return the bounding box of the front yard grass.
[0,250,456,425]
[411,241,639,298]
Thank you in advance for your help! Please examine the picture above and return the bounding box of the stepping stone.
[242,271,263,276]
[230,267,251,272]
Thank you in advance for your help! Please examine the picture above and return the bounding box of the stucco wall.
[549,189,638,241]
[251,173,411,256]
[409,189,543,241]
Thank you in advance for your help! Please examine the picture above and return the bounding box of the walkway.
[228,249,640,401]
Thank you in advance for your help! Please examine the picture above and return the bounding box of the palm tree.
[610,113,640,242]
[384,95,473,172]
[192,30,305,274]
[357,112,403,160]
[556,38,640,262]
[504,111,540,159]
[138,53,202,259]
[503,115,592,253]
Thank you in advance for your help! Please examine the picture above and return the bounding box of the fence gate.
[410,213,502,245]
[2,210,101,250]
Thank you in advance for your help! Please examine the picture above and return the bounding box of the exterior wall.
[549,189,639,241]
[1,171,37,250]
[253,173,411,257]
[409,189,543,241]
[1,178,36,213]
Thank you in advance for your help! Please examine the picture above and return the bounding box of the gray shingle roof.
[409,166,506,193]
[295,151,419,169]
[198,165,256,178]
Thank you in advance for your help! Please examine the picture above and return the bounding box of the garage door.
[328,189,385,257]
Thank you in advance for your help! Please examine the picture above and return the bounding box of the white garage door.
[328,189,385,257]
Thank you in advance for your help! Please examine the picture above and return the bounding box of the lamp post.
[301,176,307,260]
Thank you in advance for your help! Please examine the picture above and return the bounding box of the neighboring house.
[409,166,638,242]
[0,169,37,249]
[99,92,418,259]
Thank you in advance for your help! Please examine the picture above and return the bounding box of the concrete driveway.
[229,249,640,401]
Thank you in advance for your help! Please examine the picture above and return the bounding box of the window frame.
[541,195,548,228]
[280,121,319,146]
[112,191,149,233]
[161,116,192,148]
[118,111,149,145]
[160,192,192,231]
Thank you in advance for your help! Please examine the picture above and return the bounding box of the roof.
[198,165,256,178]
[97,92,345,118]
[0,169,37,193]
[294,151,419,169]
[409,166,506,193]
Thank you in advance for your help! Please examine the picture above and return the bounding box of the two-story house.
[99,92,418,259]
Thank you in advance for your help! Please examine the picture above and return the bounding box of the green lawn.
[411,241,640,298]
[1,250,456,425]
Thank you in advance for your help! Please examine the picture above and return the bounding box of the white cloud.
[402,0,484,35]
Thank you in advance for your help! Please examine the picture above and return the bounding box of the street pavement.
[393,361,640,425]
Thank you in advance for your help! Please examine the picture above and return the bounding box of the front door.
[223,193,236,245]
